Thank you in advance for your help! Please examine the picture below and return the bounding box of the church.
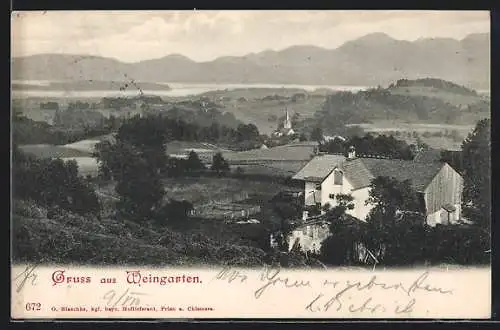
[272,107,295,137]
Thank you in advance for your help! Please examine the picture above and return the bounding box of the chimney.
[347,146,356,160]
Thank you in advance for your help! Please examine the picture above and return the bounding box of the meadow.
[347,121,476,150]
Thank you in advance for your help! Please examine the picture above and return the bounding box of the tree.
[185,151,206,172]
[93,116,167,222]
[461,118,490,228]
[12,148,101,217]
[319,194,357,265]
[236,123,260,143]
[366,176,422,222]
[211,152,230,175]
[325,194,355,222]
[235,166,245,176]
[155,199,193,227]
[364,176,423,262]
[310,126,323,142]
[117,115,167,173]
[113,147,165,221]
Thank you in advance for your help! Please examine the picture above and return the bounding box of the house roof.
[292,154,346,182]
[413,148,444,163]
[223,143,317,163]
[340,157,373,189]
[342,158,444,192]
[293,154,446,192]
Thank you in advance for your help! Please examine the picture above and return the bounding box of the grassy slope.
[101,177,293,210]
[12,199,268,267]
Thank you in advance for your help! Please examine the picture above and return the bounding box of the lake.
[11,81,370,98]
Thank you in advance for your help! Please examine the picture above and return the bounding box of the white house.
[292,147,464,227]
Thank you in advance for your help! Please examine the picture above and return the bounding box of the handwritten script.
[212,266,453,315]
[12,264,38,293]
[102,288,148,308]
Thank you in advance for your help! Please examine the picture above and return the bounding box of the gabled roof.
[224,143,317,162]
[292,154,346,182]
[293,154,447,193]
[342,157,445,192]
[340,157,373,189]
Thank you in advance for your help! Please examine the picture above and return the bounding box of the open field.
[19,134,115,157]
[98,176,297,210]
[97,176,301,225]
[166,140,230,161]
[19,139,315,178]
[347,120,477,150]
[19,144,92,158]
[161,177,295,206]
[233,161,309,177]
[349,121,475,133]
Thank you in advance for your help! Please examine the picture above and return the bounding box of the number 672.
[25,302,41,311]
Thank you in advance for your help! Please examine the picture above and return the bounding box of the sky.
[11,10,490,63]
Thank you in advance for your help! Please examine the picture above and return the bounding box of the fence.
[190,203,261,221]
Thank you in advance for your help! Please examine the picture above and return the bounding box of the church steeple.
[284,107,292,130]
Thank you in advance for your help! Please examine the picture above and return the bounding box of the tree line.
[307,83,488,134]
[317,131,416,160]
[14,109,262,151]
[12,145,101,218]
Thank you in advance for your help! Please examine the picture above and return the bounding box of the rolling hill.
[11,32,490,90]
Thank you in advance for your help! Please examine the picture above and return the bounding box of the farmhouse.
[292,147,464,227]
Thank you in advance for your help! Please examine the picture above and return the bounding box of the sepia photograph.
[11,10,491,273]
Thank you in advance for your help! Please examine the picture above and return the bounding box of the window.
[334,170,343,185]
[315,184,322,190]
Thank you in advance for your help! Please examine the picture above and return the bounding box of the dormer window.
[334,170,343,185]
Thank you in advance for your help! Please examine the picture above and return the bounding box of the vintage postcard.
[11,10,491,319]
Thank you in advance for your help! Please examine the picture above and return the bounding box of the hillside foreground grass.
[12,199,270,267]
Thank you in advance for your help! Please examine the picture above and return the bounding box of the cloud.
[11,10,490,62]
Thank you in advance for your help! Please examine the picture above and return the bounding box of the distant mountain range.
[11,32,490,90]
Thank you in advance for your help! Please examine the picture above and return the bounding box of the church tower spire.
[284,107,292,130]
